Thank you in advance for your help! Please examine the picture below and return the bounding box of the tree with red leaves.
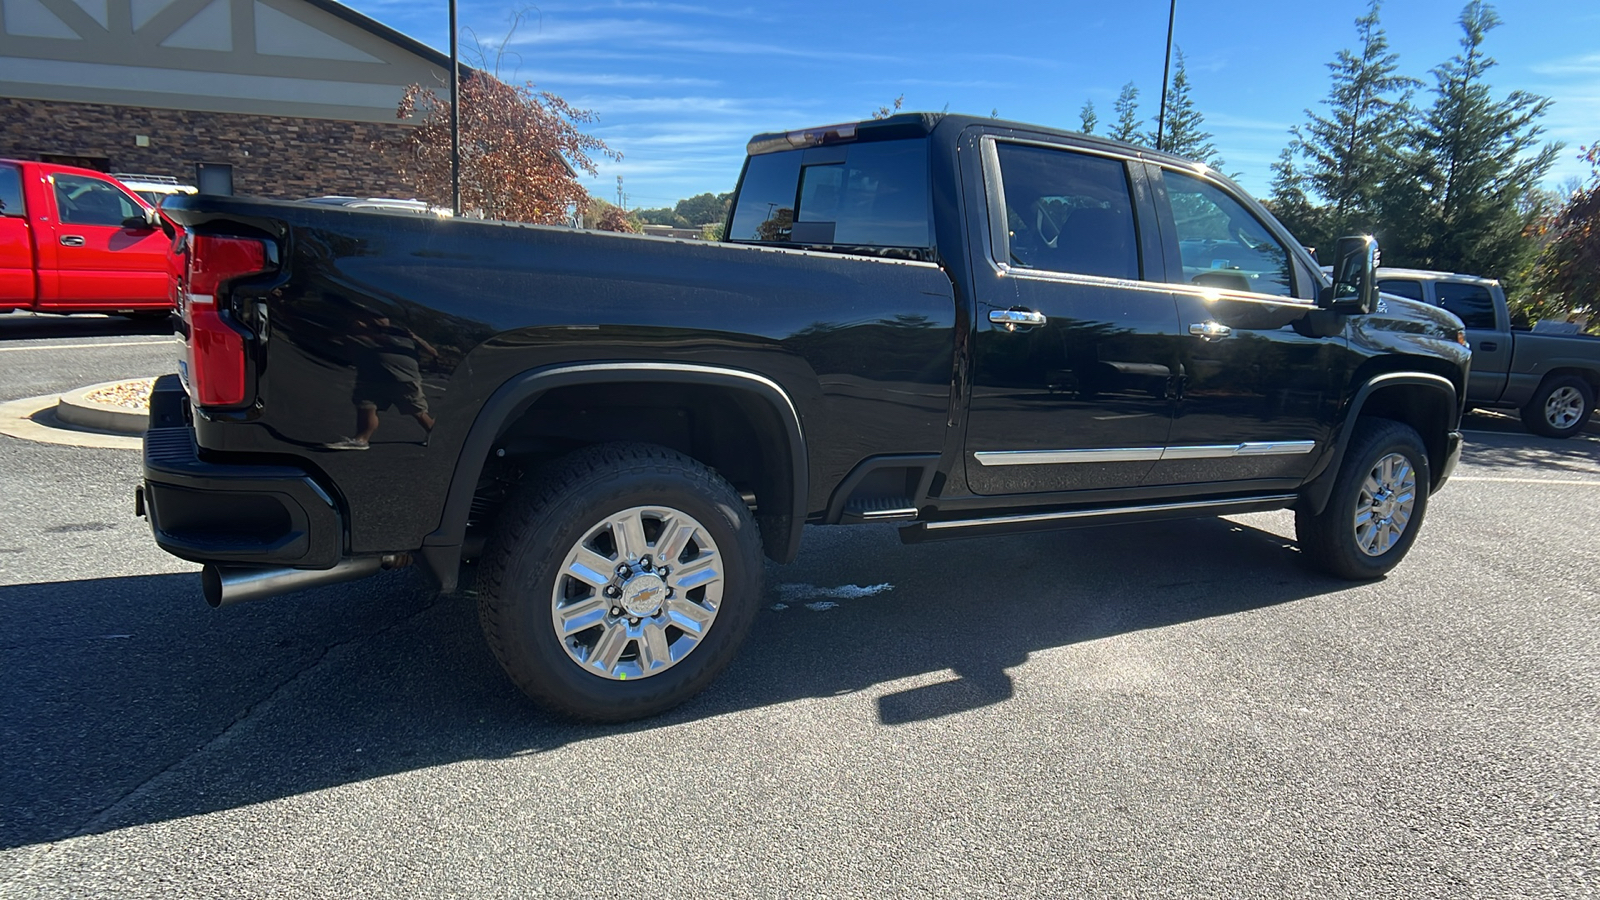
[1527,143,1600,332]
[397,72,616,225]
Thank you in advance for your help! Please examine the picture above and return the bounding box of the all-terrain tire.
[1296,418,1431,580]
[477,442,762,722]
[1519,375,1594,439]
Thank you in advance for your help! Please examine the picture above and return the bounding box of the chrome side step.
[899,493,1299,544]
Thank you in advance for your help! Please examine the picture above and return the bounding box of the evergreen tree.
[1267,135,1329,253]
[1151,49,1223,168]
[1079,99,1097,135]
[1298,0,1418,235]
[1392,1,1559,282]
[1110,83,1144,145]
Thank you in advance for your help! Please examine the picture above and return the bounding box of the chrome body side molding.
[974,441,1316,466]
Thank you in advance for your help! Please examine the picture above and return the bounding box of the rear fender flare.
[420,362,808,591]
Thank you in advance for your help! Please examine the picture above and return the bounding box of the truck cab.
[0,160,173,317]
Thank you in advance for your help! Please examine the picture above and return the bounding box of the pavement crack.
[67,595,445,840]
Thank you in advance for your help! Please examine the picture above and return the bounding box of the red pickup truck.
[0,159,174,317]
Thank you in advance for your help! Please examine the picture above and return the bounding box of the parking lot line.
[1452,476,1600,486]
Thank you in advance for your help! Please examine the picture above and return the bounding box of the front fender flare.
[1299,371,1458,517]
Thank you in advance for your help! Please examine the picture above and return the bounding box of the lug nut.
[604,585,619,597]
[611,607,623,616]
[629,617,640,625]
[616,563,630,576]
[640,555,653,569]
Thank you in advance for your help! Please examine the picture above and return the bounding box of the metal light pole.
[1156,0,1175,152]
[449,0,461,216]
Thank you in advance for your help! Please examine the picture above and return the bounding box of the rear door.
[44,171,170,309]
[0,163,35,307]
[963,136,1180,495]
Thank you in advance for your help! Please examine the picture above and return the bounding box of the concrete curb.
[0,393,143,450]
[55,380,151,435]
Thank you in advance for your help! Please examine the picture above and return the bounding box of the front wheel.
[477,443,763,722]
[1296,418,1431,580]
[1520,376,1594,439]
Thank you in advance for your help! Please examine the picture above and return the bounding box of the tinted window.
[1163,170,1292,297]
[54,174,141,226]
[728,139,930,249]
[1435,282,1497,330]
[0,165,22,217]
[1378,279,1425,302]
[994,143,1139,280]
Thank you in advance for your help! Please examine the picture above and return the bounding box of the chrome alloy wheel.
[1353,452,1418,557]
[551,505,722,681]
[1544,385,1587,431]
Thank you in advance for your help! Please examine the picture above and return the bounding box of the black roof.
[748,111,1212,175]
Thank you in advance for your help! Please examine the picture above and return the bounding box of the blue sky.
[345,0,1600,209]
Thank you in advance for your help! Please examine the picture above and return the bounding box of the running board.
[898,494,1299,544]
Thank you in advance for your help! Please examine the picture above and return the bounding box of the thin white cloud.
[1530,53,1600,77]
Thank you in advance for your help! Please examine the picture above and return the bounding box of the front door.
[965,139,1180,495]
[1143,166,1346,487]
[45,172,170,309]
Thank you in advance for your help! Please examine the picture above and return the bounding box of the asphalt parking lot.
[1,311,1595,899]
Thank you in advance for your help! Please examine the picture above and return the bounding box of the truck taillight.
[183,235,268,407]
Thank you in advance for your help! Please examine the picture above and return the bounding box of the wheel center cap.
[620,572,667,617]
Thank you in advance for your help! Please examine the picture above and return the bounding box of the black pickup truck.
[142,113,1469,721]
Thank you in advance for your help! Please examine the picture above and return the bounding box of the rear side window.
[1435,282,1497,330]
[1378,280,1425,302]
[992,142,1140,280]
[0,165,23,217]
[54,174,142,226]
[727,139,931,251]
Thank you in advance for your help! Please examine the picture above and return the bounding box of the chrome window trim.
[924,494,1300,531]
[974,440,1316,466]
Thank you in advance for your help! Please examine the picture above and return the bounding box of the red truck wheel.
[476,442,762,722]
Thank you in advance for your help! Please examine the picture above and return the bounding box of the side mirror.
[121,207,160,230]
[1319,234,1378,315]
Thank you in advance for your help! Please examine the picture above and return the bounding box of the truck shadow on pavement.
[0,312,171,342]
[3,515,1351,850]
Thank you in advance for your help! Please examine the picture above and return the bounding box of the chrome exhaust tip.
[202,556,398,608]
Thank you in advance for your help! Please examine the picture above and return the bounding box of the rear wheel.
[477,442,762,722]
[1520,376,1594,439]
[1296,418,1430,580]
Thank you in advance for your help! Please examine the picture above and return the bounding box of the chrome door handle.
[60,235,86,247]
[990,308,1047,328]
[1189,322,1232,341]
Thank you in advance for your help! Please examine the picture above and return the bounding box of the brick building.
[0,0,449,199]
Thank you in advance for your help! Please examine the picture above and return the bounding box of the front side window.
[993,142,1140,280]
[1434,282,1497,330]
[53,174,142,226]
[1162,170,1293,297]
[1378,279,1425,302]
[727,139,930,250]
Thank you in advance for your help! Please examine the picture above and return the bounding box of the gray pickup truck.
[1376,268,1600,438]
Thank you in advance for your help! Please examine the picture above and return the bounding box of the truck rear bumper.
[139,375,343,568]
